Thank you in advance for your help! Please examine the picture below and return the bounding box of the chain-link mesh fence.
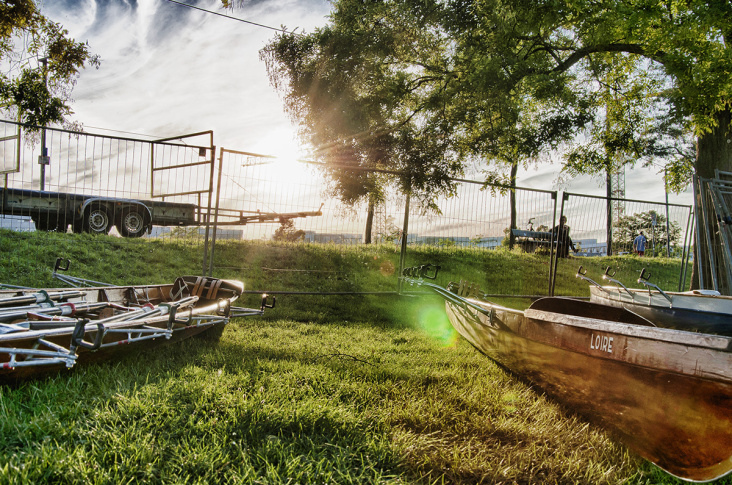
[1,120,215,244]
[2,120,693,296]
[552,192,693,294]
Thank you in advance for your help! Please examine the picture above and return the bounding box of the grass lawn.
[0,230,721,484]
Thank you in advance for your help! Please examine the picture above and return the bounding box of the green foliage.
[613,210,682,255]
[261,0,732,195]
[272,219,306,242]
[0,0,99,128]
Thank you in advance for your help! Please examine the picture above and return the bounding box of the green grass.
[0,230,717,484]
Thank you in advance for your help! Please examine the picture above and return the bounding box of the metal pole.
[202,137,216,276]
[692,176,705,289]
[397,180,411,295]
[208,147,225,276]
[548,191,558,295]
[39,58,48,191]
[665,168,671,257]
[679,208,693,291]
[697,177,718,290]
[550,192,567,296]
[606,168,613,256]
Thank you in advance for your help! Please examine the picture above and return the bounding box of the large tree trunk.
[509,162,518,249]
[364,198,375,244]
[691,107,732,291]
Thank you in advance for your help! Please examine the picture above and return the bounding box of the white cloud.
[42,0,692,206]
[44,0,331,147]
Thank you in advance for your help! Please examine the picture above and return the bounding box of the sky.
[41,0,693,207]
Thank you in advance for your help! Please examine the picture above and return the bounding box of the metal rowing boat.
[403,265,732,483]
[0,274,268,382]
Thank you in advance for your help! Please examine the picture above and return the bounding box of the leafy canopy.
[262,0,731,198]
[0,0,99,128]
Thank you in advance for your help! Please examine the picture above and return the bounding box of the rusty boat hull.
[0,276,246,382]
[444,293,732,483]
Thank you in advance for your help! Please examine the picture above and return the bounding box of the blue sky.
[42,0,692,206]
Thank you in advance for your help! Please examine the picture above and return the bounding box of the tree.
[262,0,731,282]
[260,0,465,240]
[613,210,681,256]
[272,219,306,242]
[0,0,99,128]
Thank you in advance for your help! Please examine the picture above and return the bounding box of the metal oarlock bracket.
[54,258,70,273]
[260,294,276,311]
[70,319,104,352]
[601,266,634,297]
[638,268,673,305]
[402,264,440,280]
[575,266,605,291]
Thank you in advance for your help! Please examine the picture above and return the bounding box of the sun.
[254,129,314,185]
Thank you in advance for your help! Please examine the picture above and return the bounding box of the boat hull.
[0,276,245,382]
[445,297,732,482]
[590,286,732,336]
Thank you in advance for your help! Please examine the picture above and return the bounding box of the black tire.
[71,218,84,234]
[32,214,60,232]
[116,208,147,238]
[84,205,111,235]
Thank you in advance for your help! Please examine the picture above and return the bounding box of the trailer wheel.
[71,218,84,234]
[32,215,60,232]
[84,206,111,235]
[117,209,147,238]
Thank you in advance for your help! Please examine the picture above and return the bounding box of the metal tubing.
[699,178,718,290]
[208,147,225,276]
[679,209,693,291]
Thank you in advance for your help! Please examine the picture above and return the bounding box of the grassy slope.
[0,230,713,484]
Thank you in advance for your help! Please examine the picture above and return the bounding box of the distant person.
[551,216,576,258]
[633,231,647,256]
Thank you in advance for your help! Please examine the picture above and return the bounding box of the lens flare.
[417,305,459,347]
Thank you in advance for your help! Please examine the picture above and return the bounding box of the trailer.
[0,187,323,238]
[0,187,198,237]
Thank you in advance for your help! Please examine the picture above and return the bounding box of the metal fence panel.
[401,181,558,296]
[553,192,693,294]
[0,120,214,251]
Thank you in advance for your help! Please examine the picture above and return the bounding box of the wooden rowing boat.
[0,275,257,382]
[403,265,732,483]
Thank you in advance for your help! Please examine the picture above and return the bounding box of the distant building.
[574,239,607,256]
[147,226,243,240]
[302,231,363,244]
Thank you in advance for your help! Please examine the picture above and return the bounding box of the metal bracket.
[575,266,606,292]
[601,267,634,297]
[54,258,70,273]
[638,268,673,305]
[70,319,104,352]
[260,294,276,311]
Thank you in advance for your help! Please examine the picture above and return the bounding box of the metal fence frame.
[1,120,693,297]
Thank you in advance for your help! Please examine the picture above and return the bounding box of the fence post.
[207,147,225,276]
[202,134,216,277]
[548,192,558,296]
[550,192,567,296]
[606,172,613,256]
[397,183,411,295]
[665,168,671,257]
